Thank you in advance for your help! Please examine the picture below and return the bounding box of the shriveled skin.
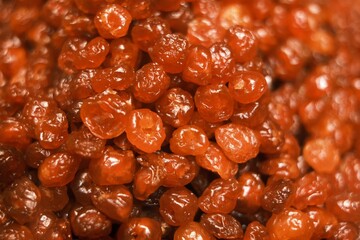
[0,0,359,239]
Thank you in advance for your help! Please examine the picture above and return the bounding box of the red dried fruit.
[266,208,314,240]
[80,90,133,139]
[169,125,209,156]
[196,142,238,180]
[91,185,133,222]
[236,172,265,214]
[89,146,135,186]
[194,84,234,123]
[261,179,294,213]
[200,213,244,239]
[65,126,106,159]
[70,205,112,238]
[159,187,198,226]
[0,145,26,185]
[3,177,41,224]
[198,178,241,214]
[305,207,338,239]
[303,138,340,173]
[94,4,132,39]
[228,71,268,104]
[209,42,235,82]
[116,218,162,240]
[38,153,79,187]
[133,63,170,103]
[131,16,171,52]
[155,88,194,128]
[91,64,135,93]
[174,222,214,240]
[39,185,69,212]
[244,221,270,240]
[292,172,329,210]
[225,26,258,63]
[149,33,189,74]
[182,45,212,85]
[215,123,260,163]
[326,192,360,222]
[125,109,166,153]
[0,223,34,240]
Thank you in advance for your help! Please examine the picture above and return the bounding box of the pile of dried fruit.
[0,0,360,239]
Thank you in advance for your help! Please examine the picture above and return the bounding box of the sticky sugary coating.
[0,0,360,239]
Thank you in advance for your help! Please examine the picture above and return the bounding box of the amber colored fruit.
[153,0,181,12]
[218,2,252,29]
[39,185,69,212]
[258,156,300,180]
[209,42,235,82]
[160,153,197,187]
[70,170,95,206]
[58,37,109,73]
[215,123,260,163]
[305,207,338,239]
[228,71,268,104]
[200,213,243,239]
[38,153,79,187]
[236,172,264,214]
[182,45,212,86]
[231,94,270,128]
[159,187,198,226]
[225,26,258,63]
[21,98,57,136]
[256,120,285,154]
[133,63,170,103]
[169,125,209,156]
[120,0,155,20]
[116,218,162,240]
[27,211,65,240]
[89,146,135,186]
[326,192,360,222]
[341,155,360,193]
[329,222,359,240]
[25,141,52,169]
[196,142,238,180]
[91,64,135,93]
[261,179,294,213]
[131,16,171,52]
[244,221,270,240]
[133,166,164,201]
[126,109,166,153]
[70,205,112,238]
[272,38,310,81]
[0,145,26,184]
[155,88,194,128]
[91,185,133,222]
[94,4,132,39]
[80,90,133,139]
[3,177,41,224]
[303,137,340,173]
[266,208,314,240]
[187,17,225,48]
[198,178,241,214]
[189,112,222,139]
[0,223,34,240]
[149,33,189,74]
[194,84,234,123]
[292,172,329,210]
[34,109,68,150]
[105,37,139,68]
[174,221,214,240]
[65,125,106,159]
[0,119,31,150]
